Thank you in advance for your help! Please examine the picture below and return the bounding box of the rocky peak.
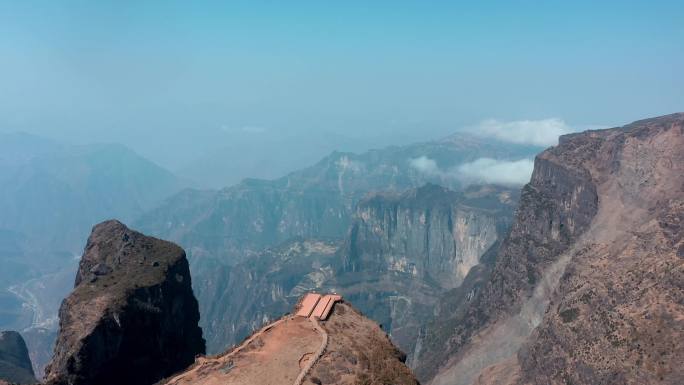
[44,220,205,385]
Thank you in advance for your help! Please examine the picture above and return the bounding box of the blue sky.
[0,1,682,170]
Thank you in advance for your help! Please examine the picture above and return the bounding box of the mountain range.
[1,129,539,377]
[1,112,681,385]
[135,134,540,355]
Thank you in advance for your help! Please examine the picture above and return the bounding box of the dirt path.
[293,317,328,385]
[162,316,323,385]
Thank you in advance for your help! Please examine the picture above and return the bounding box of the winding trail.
[8,282,42,329]
[293,317,328,385]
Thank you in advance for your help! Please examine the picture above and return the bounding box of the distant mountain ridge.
[137,133,538,267]
[0,133,186,376]
[136,133,538,354]
[0,136,183,252]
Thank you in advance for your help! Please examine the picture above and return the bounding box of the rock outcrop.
[0,331,36,384]
[44,220,205,385]
[414,113,684,385]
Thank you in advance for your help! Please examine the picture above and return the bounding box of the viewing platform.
[295,293,342,320]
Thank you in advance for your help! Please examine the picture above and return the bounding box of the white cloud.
[456,158,534,186]
[466,118,575,146]
[409,156,534,186]
[409,156,440,175]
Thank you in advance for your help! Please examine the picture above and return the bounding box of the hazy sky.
[1,1,682,172]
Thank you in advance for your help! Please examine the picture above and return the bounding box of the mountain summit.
[158,294,418,385]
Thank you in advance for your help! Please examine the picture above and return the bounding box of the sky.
[0,1,682,179]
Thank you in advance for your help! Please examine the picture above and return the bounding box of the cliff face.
[0,331,36,384]
[415,113,684,385]
[338,184,517,361]
[44,220,205,385]
[158,301,418,385]
[514,114,684,385]
[344,184,514,289]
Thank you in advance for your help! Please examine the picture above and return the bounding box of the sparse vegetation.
[559,307,579,323]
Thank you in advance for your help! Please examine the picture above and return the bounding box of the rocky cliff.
[343,184,515,288]
[44,220,205,385]
[337,184,517,362]
[0,331,36,384]
[157,300,418,385]
[414,113,684,385]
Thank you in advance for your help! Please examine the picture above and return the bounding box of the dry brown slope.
[513,114,684,384]
[303,302,419,385]
[418,113,684,385]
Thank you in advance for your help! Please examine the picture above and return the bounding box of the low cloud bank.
[409,156,534,186]
[409,156,440,175]
[465,118,574,146]
[456,158,534,185]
